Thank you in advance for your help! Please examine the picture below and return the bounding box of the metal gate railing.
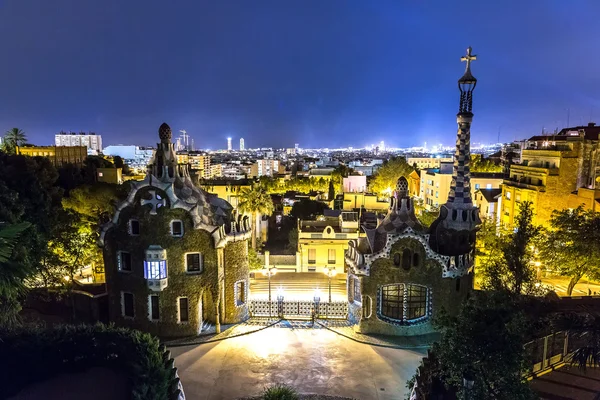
[249,299,348,319]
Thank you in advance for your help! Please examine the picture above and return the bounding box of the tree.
[287,227,298,253]
[238,186,274,249]
[552,312,600,371]
[470,154,503,173]
[290,199,329,220]
[0,222,32,327]
[327,179,335,201]
[408,292,537,399]
[2,128,27,154]
[479,201,541,295]
[369,157,414,196]
[540,206,600,295]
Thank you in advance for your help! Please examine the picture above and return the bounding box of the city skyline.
[1,1,600,149]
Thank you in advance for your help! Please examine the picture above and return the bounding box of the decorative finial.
[396,176,409,198]
[158,123,172,143]
[461,47,477,73]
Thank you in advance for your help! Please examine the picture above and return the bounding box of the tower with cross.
[429,47,481,260]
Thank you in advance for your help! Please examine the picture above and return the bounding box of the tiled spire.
[447,47,477,206]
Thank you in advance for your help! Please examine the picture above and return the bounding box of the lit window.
[474,184,480,190]
[121,292,135,318]
[486,184,492,189]
[435,191,438,198]
[98,172,103,177]
[144,260,167,280]
[186,253,203,273]
[128,219,140,236]
[178,297,189,323]
[235,281,247,306]
[118,251,132,272]
[506,191,511,200]
[379,283,429,324]
[350,276,361,303]
[308,249,316,264]
[171,220,183,237]
[328,249,336,264]
[148,295,160,321]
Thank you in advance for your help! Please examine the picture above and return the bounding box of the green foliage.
[479,202,541,295]
[262,384,299,400]
[0,222,31,263]
[417,207,439,228]
[0,324,180,400]
[554,313,600,371]
[287,227,298,253]
[238,185,274,249]
[248,245,264,270]
[1,128,27,154]
[62,183,125,227]
[290,199,329,220]
[470,154,502,173]
[369,157,414,196]
[539,206,600,295]
[411,292,537,399]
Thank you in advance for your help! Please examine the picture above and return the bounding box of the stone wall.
[104,186,220,337]
[358,237,471,336]
[222,240,250,324]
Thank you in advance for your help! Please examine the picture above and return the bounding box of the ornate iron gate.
[248,299,348,319]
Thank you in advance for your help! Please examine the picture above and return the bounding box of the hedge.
[0,323,183,400]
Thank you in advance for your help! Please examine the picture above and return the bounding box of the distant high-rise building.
[240,138,245,151]
[379,140,385,151]
[227,137,232,151]
[55,131,102,153]
[295,143,299,151]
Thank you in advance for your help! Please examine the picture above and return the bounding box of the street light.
[262,266,277,318]
[324,266,337,303]
[261,266,277,302]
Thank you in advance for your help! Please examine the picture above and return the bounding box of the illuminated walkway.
[170,326,425,400]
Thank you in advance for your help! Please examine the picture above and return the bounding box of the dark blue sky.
[1,1,599,149]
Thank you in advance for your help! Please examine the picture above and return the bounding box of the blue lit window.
[144,260,167,280]
[474,184,480,190]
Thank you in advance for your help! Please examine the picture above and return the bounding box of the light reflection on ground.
[171,326,425,400]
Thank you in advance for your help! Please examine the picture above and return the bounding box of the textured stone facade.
[100,123,251,337]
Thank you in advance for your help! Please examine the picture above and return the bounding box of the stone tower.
[429,47,481,258]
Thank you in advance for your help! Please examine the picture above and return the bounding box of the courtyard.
[170,326,425,400]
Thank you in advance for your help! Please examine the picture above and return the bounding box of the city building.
[346,48,477,336]
[406,156,453,170]
[16,145,87,167]
[298,211,362,273]
[419,162,503,210]
[308,168,334,180]
[473,188,502,221]
[240,138,245,151]
[250,159,281,177]
[209,163,223,178]
[341,192,389,213]
[227,137,232,151]
[342,175,367,193]
[103,145,154,171]
[99,123,251,337]
[97,167,123,184]
[55,131,102,153]
[501,123,600,227]
[200,179,252,209]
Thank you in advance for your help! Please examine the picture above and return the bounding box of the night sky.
[1,1,599,149]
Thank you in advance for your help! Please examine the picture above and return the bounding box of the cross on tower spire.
[460,46,477,74]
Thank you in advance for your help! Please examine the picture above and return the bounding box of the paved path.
[170,326,425,400]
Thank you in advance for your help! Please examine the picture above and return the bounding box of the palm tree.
[0,221,31,327]
[237,186,274,249]
[558,313,600,371]
[3,128,27,153]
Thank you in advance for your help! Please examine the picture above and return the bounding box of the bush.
[0,323,182,400]
[262,384,299,400]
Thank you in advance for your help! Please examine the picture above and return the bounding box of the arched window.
[379,283,429,323]
[412,253,420,267]
[393,253,401,267]
[402,249,412,271]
